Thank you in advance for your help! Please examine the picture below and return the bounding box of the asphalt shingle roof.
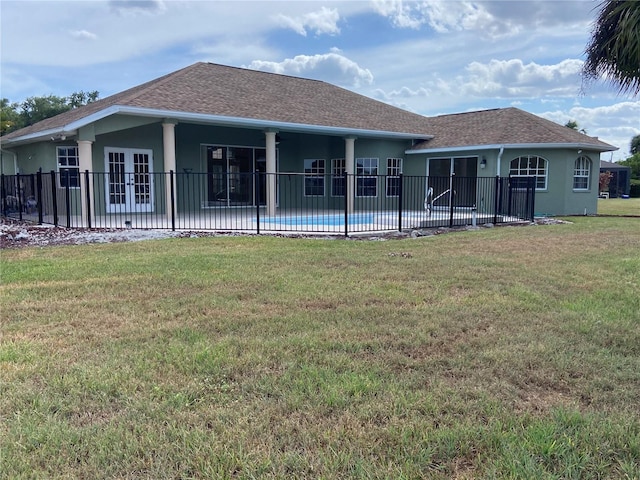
[600,160,630,169]
[411,107,615,151]
[1,62,617,152]
[2,62,435,140]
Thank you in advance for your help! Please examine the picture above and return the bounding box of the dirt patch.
[0,220,259,249]
[0,218,567,249]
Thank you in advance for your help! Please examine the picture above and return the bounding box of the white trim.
[573,155,592,191]
[509,155,548,191]
[303,158,326,197]
[355,157,379,198]
[406,142,617,155]
[330,158,346,198]
[385,157,403,198]
[56,145,81,189]
[3,127,79,146]
[2,105,431,146]
[104,147,154,214]
[497,145,504,176]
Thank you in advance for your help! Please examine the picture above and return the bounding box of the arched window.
[573,156,591,190]
[509,155,548,190]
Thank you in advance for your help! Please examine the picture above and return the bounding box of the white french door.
[105,148,154,213]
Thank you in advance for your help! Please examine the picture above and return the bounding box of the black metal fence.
[1,171,535,235]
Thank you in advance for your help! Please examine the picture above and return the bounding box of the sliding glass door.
[204,146,267,206]
[428,157,478,209]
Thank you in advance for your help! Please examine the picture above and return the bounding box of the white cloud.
[108,0,166,16]
[247,53,373,88]
[371,0,424,29]
[371,0,515,38]
[70,30,98,41]
[371,0,591,40]
[423,1,495,34]
[275,6,341,36]
[370,58,586,107]
[463,59,584,98]
[541,102,640,159]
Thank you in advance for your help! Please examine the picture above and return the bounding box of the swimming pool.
[258,213,374,226]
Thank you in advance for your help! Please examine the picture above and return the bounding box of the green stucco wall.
[3,114,600,218]
[407,147,600,217]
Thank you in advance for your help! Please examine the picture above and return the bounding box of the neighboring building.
[0,62,617,220]
[600,160,631,197]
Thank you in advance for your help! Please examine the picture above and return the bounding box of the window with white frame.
[356,157,378,197]
[386,158,402,197]
[573,156,591,190]
[57,146,80,188]
[304,159,325,196]
[331,158,345,197]
[509,155,548,190]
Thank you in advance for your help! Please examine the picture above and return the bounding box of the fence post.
[507,176,513,217]
[397,173,403,232]
[448,174,455,228]
[255,171,261,235]
[50,171,59,227]
[493,176,500,224]
[343,171,349,237]
[65,170,71,228]
[16,173,24,221]
[170,170,176,231]
[0,174,5,216]
[36,169,43,224]
[84,170,92,228]
[529,177,536,221]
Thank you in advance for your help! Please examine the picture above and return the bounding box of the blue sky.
[1,0,638,160]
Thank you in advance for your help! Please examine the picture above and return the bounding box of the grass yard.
[598,196,640,216]
[1,217,639,479]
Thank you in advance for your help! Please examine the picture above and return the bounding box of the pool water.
[259,213,374,226]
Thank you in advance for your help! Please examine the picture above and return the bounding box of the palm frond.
[582,0,640,95]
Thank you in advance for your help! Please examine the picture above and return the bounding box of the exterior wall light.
[480,157,487,169]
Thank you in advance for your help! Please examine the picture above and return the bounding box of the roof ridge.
[102,62,204,106]
[202,61,329,85]
[430,107,503,119]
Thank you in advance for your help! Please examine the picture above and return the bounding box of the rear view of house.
[0,62,616,233]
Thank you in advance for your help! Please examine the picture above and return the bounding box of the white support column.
[77,140,94,227]
[345,136,356,214]
[162,122,177,219]
[265,130,277,217]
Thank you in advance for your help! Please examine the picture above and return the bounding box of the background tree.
[582,0,640,95]
[564,120,587,134]
[0,98,21,136]
[19,95,70,127]
[618,134,640,197]
[67,90,99,109]
[631,134,640,155]
[618,152,640,179]
[0,90,99,135]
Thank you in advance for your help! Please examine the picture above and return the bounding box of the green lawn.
[598,197,640,216]
[1,217,639,479]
